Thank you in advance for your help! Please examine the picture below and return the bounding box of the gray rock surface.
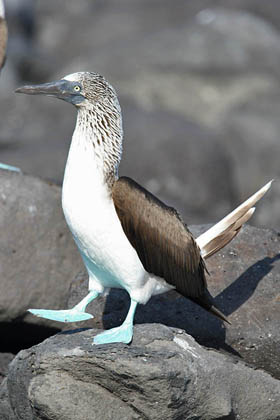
[1,324,280,420]
[4,0,36,81]
[67,224,280,380]
[121,103,237,222]
[0,0,279,229]
[0,169,83,344]
[0,378,16,420]
[0,353,14,384]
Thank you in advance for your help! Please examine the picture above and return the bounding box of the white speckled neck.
[73,98,123,188]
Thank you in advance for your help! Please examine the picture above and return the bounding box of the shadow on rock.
[101,252,280,362]
[216,254,280,316]
[0,322,60,354]
[66,225,280,378]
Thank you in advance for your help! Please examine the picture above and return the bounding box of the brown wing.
[112,176,207,299]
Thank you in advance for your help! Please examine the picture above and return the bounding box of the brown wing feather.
[112,176,207,299]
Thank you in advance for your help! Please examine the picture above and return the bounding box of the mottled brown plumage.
[0,15,7,70]
[113,176,229,323]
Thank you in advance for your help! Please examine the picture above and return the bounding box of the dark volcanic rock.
[0,169,83,348]
[0,353,14,384]
[0,378,16,420]
[191,224,280,378]
[223,93,280,227]
[1,325,280,420]
[67,224,280,379]
[121,102,237,224]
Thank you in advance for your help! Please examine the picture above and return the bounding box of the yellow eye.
[74,85,81,92]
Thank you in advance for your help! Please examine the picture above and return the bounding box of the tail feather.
[209,304,231,324]
[191,290,231,324]
[196,180,273,259]
[202,208,255,258]
[202,229,240,259]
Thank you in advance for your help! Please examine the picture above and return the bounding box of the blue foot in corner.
[0,163,21,173]
[93,323,133,345]
[28,308,93,323]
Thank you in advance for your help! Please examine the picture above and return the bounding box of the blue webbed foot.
[93,323,133,345]
[93,299,138,345]
[0,162,21,173]
[28,290,99,323]
[28,308,93,323]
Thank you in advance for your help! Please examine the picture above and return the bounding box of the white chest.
[61,133,145,290]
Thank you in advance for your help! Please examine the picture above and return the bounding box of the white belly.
[61,139,146,293]
[61,134,173,303]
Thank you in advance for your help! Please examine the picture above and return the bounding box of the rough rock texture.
[0,0,279,228]
[0,169,83,348]
[0,353,14,384]
[67,224,280,380]
[0,378,15,420]
[1,325,280,420]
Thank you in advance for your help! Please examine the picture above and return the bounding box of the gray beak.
[15,79,85,105]
[15,80,66,97]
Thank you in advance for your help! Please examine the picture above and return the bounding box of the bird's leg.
[93,298,137,345]
[28,290,99,323]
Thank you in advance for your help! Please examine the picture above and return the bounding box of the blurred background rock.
[1,0,279,229]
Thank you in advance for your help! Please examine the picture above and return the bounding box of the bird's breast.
[61,139,146,289]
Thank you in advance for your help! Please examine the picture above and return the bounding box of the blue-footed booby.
[16,72,272,345]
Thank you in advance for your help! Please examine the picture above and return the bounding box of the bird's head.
[15,72,118,109]
[16,72,124,181]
